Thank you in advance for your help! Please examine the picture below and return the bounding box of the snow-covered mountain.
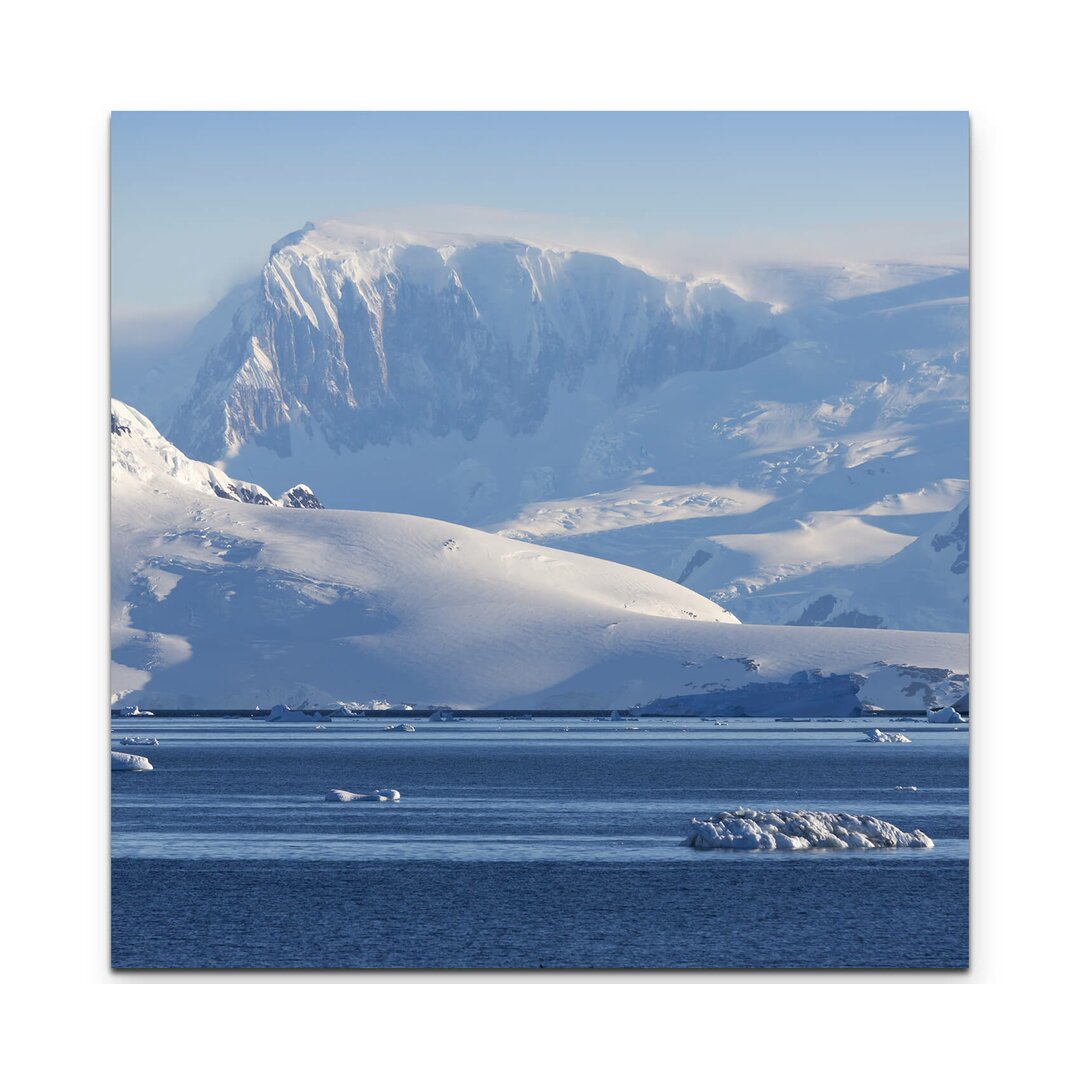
[138,222,968,633]
[111,400,967,711]
[168,221,786,464]
[492,272,970,630]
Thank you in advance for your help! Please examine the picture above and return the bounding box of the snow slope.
[716,499,970,631]
[111,400,967,711]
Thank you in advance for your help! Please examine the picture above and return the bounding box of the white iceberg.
[927,705,966,724]
[894,785,918,792]
[384,723,416,732]
[864,728,912,743]
[115,705,154,717]
[684,808,934,851]
[324,788,401,802]
[112,750,153,771]
[118,736,159,746]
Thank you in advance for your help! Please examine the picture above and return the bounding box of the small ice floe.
[112,750,153,771]
[864,728,912,743]
[115,705,154,717]
[927,705,966,724]
[118,736,159,746]
[894,785,919,792]
[314,724,328,731]
[428,707,459,722]
[683,808,934,851]
[325,788,401,802]
[384,723,416,732]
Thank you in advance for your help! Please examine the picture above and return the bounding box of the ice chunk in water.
[684,808,933,850]
[325,788,401,802]
[112,750,153,771]
[865,728,911,743]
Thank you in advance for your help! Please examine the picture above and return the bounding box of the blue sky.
[112,111,968,325]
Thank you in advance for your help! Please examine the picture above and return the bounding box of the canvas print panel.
[111,111,969,969]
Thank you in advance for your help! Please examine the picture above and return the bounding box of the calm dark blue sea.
[111,717,968,969]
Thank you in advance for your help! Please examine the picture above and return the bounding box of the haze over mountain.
[122,221,969,634]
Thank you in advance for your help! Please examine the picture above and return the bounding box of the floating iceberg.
[266,703,301,722]
[384,723,416,732]
[894,785,919,792]
[605,710,622,721]
[927,705,966,724]
[684,808,934,851]
[112,750,153,771]
[115,705,154,717]
[428,707,459,722]
[325,788,401,802]
[118,736,159,746]
[864,728,912,743]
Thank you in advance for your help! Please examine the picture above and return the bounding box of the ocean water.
[111,716,968,969]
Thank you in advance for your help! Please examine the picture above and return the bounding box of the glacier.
[110,398,968,710]
[683,809,934,850]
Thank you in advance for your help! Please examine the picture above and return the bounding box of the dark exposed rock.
[280,484,324,509]
[647,669,866,717]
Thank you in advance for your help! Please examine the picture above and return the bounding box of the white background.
[2,0,1075,1074]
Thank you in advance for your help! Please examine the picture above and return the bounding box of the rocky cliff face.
[168,222,786,462]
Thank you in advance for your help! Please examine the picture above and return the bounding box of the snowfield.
[111,400,968,711]
[495,484,774,543]
[684,809,934,850]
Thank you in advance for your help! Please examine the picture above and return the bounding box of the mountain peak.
[111,399,320,510]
